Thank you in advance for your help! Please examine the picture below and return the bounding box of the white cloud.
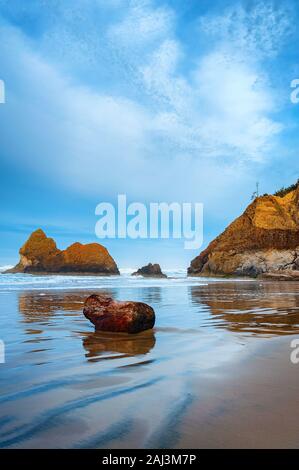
[141,39,190,113]
[191,51,283,161]
[198,2,294,59]
[108,0,174,49]
[0,0,292,209]
[133,1,287,162]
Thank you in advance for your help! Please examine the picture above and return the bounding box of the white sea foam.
[0,269,213,291]
[0,265,13,273]
[0,269,255,292]
[119,267,135,275]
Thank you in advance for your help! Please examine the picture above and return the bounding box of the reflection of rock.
[6,229,119,275]
[132,263,167,278]
[190,282,299,336]
[260,271,299,281]
[19,292,84,316]
[139,287,162,304]
[83,295,155,334]
[82,330,156,358]
[188,185,299,277]
[18,290,114,321]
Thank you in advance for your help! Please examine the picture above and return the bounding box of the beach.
[0,271,299,448]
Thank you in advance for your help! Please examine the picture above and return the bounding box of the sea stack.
[132,263,167,278]
[5,229,119,275]
[83,295,155,334]
[188,183,299,278]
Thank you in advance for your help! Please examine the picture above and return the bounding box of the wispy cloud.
[198,1,294,59]
[108,0,174,49]
[0,0,295,206]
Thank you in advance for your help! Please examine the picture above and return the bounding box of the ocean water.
[1,270,299,448]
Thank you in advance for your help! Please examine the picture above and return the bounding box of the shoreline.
[1,271,120,277]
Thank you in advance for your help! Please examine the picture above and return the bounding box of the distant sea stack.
[188,182,299,278]
[132,263,167,278]
[5,229,119,275]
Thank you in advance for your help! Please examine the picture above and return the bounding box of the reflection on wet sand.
[191,281,299,336]
[82,330,156,360]
[18,290,157,359]
[18,290,114,320]
[137,287,162,304]
[3,279,299,448]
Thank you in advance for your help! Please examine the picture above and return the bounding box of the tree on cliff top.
[274,179,299,198]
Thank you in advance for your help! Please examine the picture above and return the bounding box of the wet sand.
[177,337,299,448]
[0,276,299,448]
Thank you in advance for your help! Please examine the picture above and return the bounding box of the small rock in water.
[83,294,155,334]
[132,263,167,278]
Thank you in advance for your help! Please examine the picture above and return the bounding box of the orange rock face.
[188,186,299,277]
[7,229,119,275]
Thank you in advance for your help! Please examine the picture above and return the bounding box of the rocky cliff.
[6,229,119,275]
[188,184,299,278]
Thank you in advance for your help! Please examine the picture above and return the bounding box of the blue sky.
[0,0,299,269]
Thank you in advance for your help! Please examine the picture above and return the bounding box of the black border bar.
[0,449,298,466]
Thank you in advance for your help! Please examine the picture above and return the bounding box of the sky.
[0,0,299,269]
